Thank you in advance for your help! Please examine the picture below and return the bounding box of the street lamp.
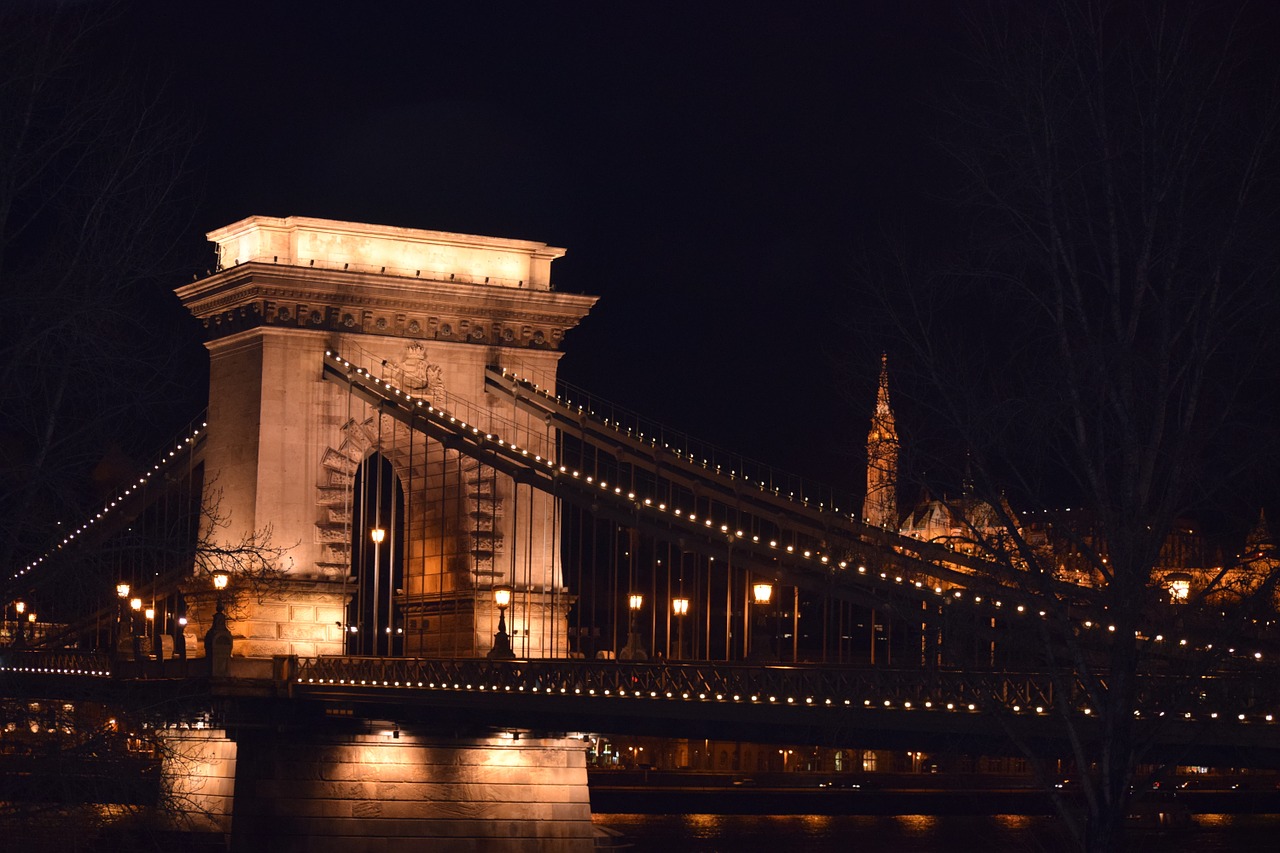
[114,584,130,654]
[370,527,386,655]
[13,600,25,646]
[130,596,144,660]
[620,593,647,660]
[752,581,774,661]
[204,571,233,672]
[212,572,229,611]
[671,597,690,660]
[488,584,515,660]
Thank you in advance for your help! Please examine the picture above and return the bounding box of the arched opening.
[348,452,404,656]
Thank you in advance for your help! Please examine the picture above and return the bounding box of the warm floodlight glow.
[672,597,690,616]
[753,582,774,605]
[370,527,387,544]
[628,593,644,611]
[493,585,513,608]
[116,583,130,599]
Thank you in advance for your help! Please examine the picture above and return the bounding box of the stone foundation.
[160,728,237,835]
[228,729,592,852]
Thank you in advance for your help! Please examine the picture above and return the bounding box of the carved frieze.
[197,292,564,350]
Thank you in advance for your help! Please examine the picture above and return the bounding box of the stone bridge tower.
[176,216,596,659]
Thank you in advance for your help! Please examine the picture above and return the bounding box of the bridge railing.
[295,656,1073,709]
[0,649,113,676]
[293,656,1280,721]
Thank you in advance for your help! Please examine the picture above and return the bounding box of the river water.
[592,813,1280,852]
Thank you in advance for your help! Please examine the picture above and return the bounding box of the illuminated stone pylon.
[176,216,596,659]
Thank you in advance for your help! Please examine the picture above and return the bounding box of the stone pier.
[225,729,593,852]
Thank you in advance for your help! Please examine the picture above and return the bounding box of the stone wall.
[229,729,592,852]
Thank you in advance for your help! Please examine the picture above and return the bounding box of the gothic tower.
[862,354,899,528]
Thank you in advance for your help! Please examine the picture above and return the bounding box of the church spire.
[1246,508,1274,555]
[863,354,898,528]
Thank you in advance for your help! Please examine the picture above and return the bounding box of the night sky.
[9,1,1280,535]
[113,1,962,496]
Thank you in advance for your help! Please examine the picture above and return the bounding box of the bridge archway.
[348,452,404,656]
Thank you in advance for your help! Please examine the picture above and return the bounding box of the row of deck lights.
[0,662,111,677]
[338,354,1275,670]
[10,421,207,583]
[293,671,1279,724]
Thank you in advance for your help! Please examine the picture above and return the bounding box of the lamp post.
[212,572,229,612]
[752,581,774,661]
[204,571,234,675]
[671,597,690,660]
[370,527,386,656]
[115,583,130,653]
[130,596,143,660]
[13,600,25,647]
[488,584,515,660]
[620,593,647,660]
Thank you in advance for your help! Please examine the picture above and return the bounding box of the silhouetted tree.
[871,2,1280,850]
[0,1,201,589]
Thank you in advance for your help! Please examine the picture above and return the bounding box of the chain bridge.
[3,216,1278,851]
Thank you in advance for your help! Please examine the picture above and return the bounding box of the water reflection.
[893,814,938,834]
[595,813,1280,853]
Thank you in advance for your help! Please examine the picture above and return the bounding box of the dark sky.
[115,0,960,497]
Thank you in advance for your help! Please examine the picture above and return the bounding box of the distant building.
[865,359,1272,606]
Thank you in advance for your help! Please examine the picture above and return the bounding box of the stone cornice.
[177,263,598,350]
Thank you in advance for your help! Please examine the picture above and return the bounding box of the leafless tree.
[0,1,201,582]
[868,2,1280,849]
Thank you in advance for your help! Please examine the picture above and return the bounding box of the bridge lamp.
[369,528,387,654]
[116,583,130,599]
[751,583,775,662]
[671,598,690,661]
[488,584,515,660]
[130,597,143,612]
[212,572,229,615]
[620,593,647,660]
